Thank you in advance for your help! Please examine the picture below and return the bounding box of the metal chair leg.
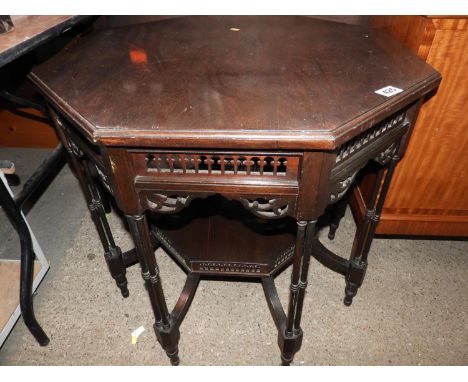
[0,178,49,346]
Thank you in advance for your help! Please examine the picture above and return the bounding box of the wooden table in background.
[0,15,90,347]
[0,15,88,148]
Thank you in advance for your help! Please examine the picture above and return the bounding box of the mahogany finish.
[28,17,440,365]
[30,16,438,150]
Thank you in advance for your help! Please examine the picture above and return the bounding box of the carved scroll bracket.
[329,170,359,203]
[146,193,194,214]
[373,142,399,166]
[239,197,289,219]
[143,191,291,220]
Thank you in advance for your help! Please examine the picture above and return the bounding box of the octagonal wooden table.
[27,16,440,365]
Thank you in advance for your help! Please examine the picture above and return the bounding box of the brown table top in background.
[30,16,440,150]
[0,16,89,68]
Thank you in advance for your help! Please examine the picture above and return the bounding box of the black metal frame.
[0,14,131,350]
[0,143,65,345]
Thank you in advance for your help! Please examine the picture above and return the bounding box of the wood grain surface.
[356,16,468,236]
[0,108,58,148]
[29,16,439,150]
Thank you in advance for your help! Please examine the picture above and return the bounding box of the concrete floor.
[0,148,467,365]
[0,148,86,265]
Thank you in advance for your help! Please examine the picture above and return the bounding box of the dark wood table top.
[30,16,440,150]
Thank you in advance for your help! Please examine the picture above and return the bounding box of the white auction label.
[375,86,403,97]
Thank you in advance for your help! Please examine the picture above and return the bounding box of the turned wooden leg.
[81,160,129,297]
[72,155,129,297]
[344,156,399,306]
[95,180,112,214]
[328,193,349,240]
[279,220,316,365]
[49,107,129,297]
[126,214,181,366]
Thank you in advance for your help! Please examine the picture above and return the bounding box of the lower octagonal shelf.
[149,195,297,277]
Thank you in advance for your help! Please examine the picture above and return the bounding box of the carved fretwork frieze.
[330,109,410,203]
[141,191,293,220]
[192,261,266,274]
[145,153,290,176]
[373,142,399,165]
[146,193,194,214]
[239,197,289,219]
[273,245,295,269]
[329,139,401,203]
[335,110,406,164]
[131,151,302,184]
[329,170,359,203]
